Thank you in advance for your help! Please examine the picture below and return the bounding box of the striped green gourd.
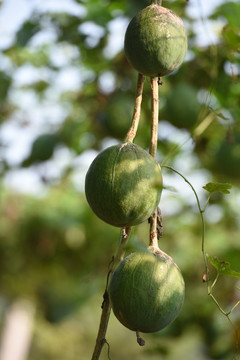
[124,4,187,77]
[85,142,162,227]
[109,250,185,333]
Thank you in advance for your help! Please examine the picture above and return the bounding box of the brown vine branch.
[91,227,131,360]
[125,73,145,143]
[148,209,159,251]
[148,77,160,252]
[149,77,159,158]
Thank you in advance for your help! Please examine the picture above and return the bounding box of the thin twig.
[229,300,240,314]
[209,272,219,293]
[161,164,240,349]
[161,164,209,283]
[125,73,145,143]
[91,227,131,360]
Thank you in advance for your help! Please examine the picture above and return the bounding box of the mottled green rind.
[124,5,187,77]
[85,143,162,227]
[109,251,185,333]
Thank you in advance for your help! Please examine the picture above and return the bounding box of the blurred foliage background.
[0,0,240,359]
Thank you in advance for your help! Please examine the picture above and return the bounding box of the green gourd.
[124,4,187,77]
[109,250,185,333]
[85,142,162,227]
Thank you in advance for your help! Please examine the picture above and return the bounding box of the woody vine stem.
[125,73,145,143]
[135,76,161,347]
[91,227,131,360]
[149,77,160,252]
[152,0,163,5]
[91,74,161,358]
[91,73,145,360]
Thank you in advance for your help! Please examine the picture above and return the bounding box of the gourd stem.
[125,73,145,143]
[149,77,159,158]
[148,209,159,251]
[151,0,162,5]
[136,331,145,346]
[149,77,160,249]
[91,227,131,360]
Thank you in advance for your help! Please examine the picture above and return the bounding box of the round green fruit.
[97,93,133,139]
[212,131,240,179]
[124,4,187,77]
[164,83,201,129]
[85,142,162,227]
[109,250,185,333]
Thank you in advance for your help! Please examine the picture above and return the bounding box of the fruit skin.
[124,5,187,77]
[85,142,162,227]
[109,250,185,333]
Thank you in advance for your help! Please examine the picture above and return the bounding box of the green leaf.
[211,2,240,28]
[16,20,40,47]
[0,71,11,100]
[22,133,59,166]
[203,182,232,194]
[163,185,177,192]
[215,111,230,121]
[222,25,240,53]
[207,255,240,278]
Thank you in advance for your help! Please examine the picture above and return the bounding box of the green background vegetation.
[0,0,239,359]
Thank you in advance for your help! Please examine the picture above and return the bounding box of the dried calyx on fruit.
[109,249,185,333]
[124,3,187,77]
[85,142,162,227]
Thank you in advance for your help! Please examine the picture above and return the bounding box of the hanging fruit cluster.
[87,0,187,356]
